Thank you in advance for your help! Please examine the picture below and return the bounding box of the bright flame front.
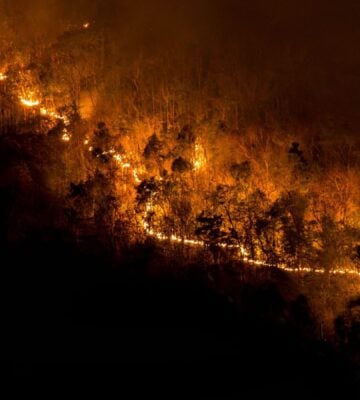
[20,98,40,107]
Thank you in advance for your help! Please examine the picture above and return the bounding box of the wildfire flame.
[193,142,206,171]
[133,170,141,183]
[141,200,360,277]
[4,63,359,279]
[62,131,71,142]
[40,106,70,126]
[112,153,141,181]
[20,98,40,107]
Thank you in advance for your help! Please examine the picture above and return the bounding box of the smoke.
[1,0,360,129]
[2,0,359,52]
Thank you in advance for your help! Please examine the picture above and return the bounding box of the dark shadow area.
[1,231,359,397]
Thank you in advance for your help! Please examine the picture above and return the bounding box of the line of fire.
[2,1,360,393]
[1,19,359,277]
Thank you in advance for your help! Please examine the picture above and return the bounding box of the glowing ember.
[193,142,206,171]
[83,22,90,29]
[133,169,141,183]
[20,98,40,107]
[0,72,7,81]
[62,130,71,142]
[112,153,140,180]
[39,106,70,126]
[113,154,122,162]
[56,114,70,126]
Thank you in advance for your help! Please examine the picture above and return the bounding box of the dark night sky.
[2,0,359,64]
[3,0,360,45]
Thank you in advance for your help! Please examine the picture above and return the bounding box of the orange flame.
[20,98,40,107]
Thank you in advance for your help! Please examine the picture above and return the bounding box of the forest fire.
[3,60,360,279]
[141,209,360,276]
[20,97,40,107]
[192,142,206,171]
[40,106,70,126]
[61,131,71,142]
[2,1,360,392]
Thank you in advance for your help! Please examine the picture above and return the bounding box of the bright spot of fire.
[0,72,7,81]
[132,169,141,183]
[83,22,90,29]
[193,142,206,171]
[62,130,71,142]
[56,114,70,126]
[38,105,70,126]
[20,97,40,107]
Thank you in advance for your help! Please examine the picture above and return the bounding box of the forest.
[1,0,360,395]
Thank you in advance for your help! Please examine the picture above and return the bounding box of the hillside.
[1,0,360,394]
